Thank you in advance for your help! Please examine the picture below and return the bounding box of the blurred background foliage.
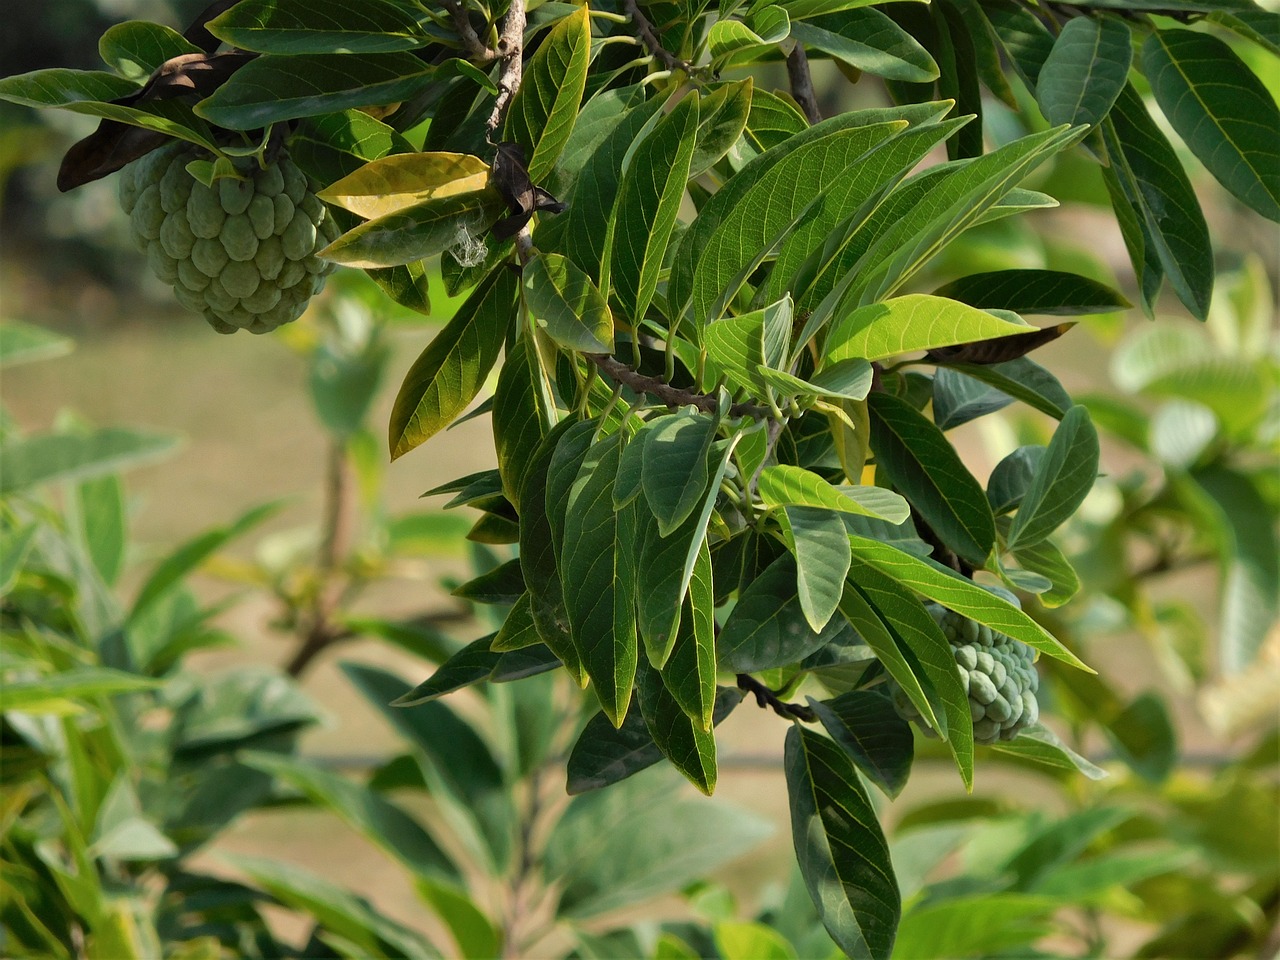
[2,1,1278,958]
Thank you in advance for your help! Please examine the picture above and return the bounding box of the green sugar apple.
[888,604,1040,744]
[119,141,340,334]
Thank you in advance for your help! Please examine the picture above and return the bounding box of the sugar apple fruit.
[118,141,340,334]
[888,605,1040,744]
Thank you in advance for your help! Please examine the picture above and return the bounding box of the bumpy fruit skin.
[889,605,1040,744]
[118,142,340,334]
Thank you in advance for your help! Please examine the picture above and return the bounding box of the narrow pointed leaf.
[505,5,591,182]
[785,726,900,960]
[492,592,542,651]
[1144,28,1280,222]
[758,465,910,522]
[689,79,753,176]
[562,433,638,724]
[637,661,718,794]
[606,93,699,324]
[988,722,1107,779]
[196,52,436,129]
[393,637,499,705]
[525,253,614,353]
[933,269,1130,316]
[825,294,1033,364]
[1006,405,1099,549]
[867,391,995,568]
[847,534,1091,670]
[1102,83,1213,320]
[718,554,858,672]
[388,267,517,459]
[783,506,852,633]
[1036,16,1132,127]
[207,0,431,54]
[642,410,716,536]
[657,540,717,729]
[0,427,178,496]
[808,690,914,798]
[493,336,552,508]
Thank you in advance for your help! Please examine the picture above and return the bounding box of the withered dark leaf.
[57,51,255,192]
[488,141,564,240]
[925,323,1075,365]
[185,0,242,53]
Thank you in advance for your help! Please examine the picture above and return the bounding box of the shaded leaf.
[808,690,913,798]
[933,269,1130,316]
[1036,16,1132,127]
[791,9,938,82]
[207,0,431,54]
[1006,405,1099,549]
[637,660,718,794]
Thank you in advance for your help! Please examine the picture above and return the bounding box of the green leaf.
[196,52,436,129]
[557,94,668,281]
[642,410,717,536]
[718,554,858,672]
[715,922,799,960]
[414,881,500,960]
[0,67,138,108]
[239,752,461,886]
[785,726,899,960]
[342,663,515,873]
[604,92,699,325]
[0,525,36,594]
[1009,536,1081,607]
[657,540,717,729]
[1036,16,1132,127]
[504,5,591,182]
[290,109,416,185]
[847,534,1092,670]
[524,253,614,353]
[708,19,770,65]
[207,0,431,53]
[319,188,504,269]
[77,474,126,587]
[0,427,179,496]
[637,660,718,794]
[1006,405,1099,549]
[392,637,499,705]
[493,336,552,508]
[932,368,1014,430]
[791,9,938,82]
[894,894,1055,959]
[388,267,517,459]
[99,21,200,80]
[782,506,852,633]
[1032,849,1191,899]
[932,269,1130,316]
[0,319,73,367]
[689,79,753,177]
[825,294,1032,364]
[781,0,919,20]
[942,357,1072,420]
[758,465,910,522]
[988,722,1107,780]
[671,111,911,324]
[130,501,281,623]
[1102,83,1213,320]
[227,854,441,959]
[867,391,995,568]
[850,558,974,786]
[545,767,773,919]
[0,669,159,711]
[808,690,914,798]
[1189,465,1279,673]
[1144,28,1280,223]
[319,153,491,220]
[562,432,638,724]
[566,688,744,794]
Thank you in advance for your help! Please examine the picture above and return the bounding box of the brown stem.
[785,43,823,125]
[442,0,498,61]
[487,0,527,137]
[737,673,818,722]
[586,353,775,420]
[624,0,695,73]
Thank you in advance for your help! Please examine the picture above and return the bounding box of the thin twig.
[586,353,775,420]
[487,0,528,137]
[737,673,818,722]
[624,0,694,73]
[442,0,498,61]
[785,43,822,124]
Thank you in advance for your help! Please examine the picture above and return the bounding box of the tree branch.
[737,673,818,722]
[442,0,497,61]
[586,353,775,420]
[624,0,694,73]
[785,43,822,125]
[487,0,528,137]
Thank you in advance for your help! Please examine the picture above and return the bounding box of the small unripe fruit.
[120,141,337,334]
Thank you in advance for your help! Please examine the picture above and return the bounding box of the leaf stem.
[586,353,776,420]
[785,43,823,125]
